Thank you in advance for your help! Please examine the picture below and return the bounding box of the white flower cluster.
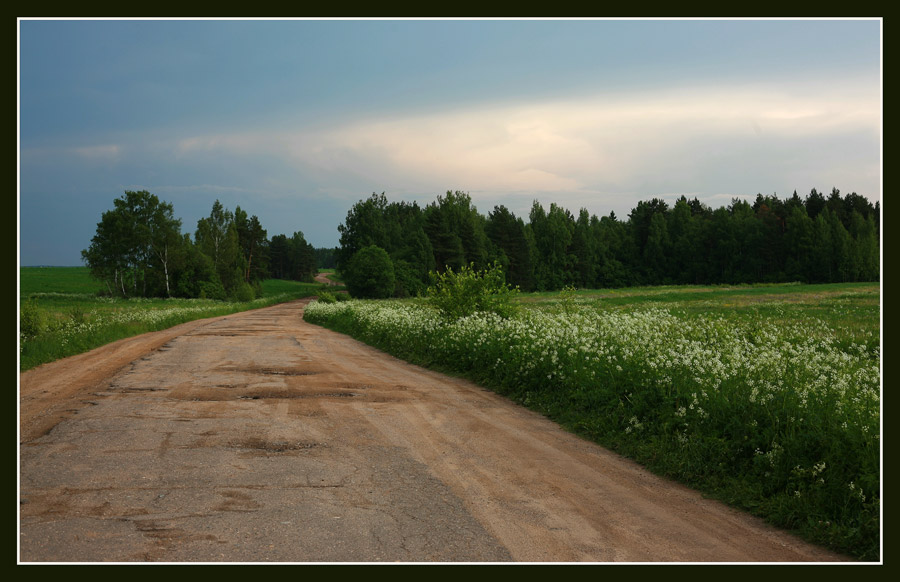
[305,299,880,443]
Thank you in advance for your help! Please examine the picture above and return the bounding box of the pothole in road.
[229,438,325,453]
[257,368,318,377]
[170,388,360,402]
[215,365,321,377]
[104,386,169,394]
[188,329,283,337]
[238,391,358,400]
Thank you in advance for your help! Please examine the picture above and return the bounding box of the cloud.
[72,144,120,159]
[166,79,879,211]
[21,142,122,163]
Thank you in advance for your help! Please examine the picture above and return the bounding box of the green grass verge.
[19,267,328,371]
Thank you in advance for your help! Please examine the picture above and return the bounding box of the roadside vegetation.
[19,267,330,371]
[305,269,881,561]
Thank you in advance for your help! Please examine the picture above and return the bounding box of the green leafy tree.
[344,245,396,299]
[424,191,488,272]
[528,201,575,290]
[337,192,391,271]
[196,200,232,272]
[627,198,669,285]
[386,201,434,296]
[725,198,766,283]
[196,200,244,295]
[570,208,599,288]
[667,197,699,284]
[825,187,848,229]
[805,188,826,220]
[82,190,182,297]
[811,212,834,282]
[785,190,805,215]
[143,198,183,297]
[595,212,632,288]
[754,199,786,282]
[336,193,435,296]
[643,212,671,284]
[849,211,879,282]
[289,231,317,282]
[707,207,739,283]
[234,206,269,284]
[173,234,217,298]
[826,208,854,282]
[784,205,815,282]
[268,234,290,280]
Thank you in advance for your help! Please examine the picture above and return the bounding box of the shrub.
[68,305,87,325]
[231,281,256,302]
[198,279,227,301]
[20,298,44,339]
[317,292,337,304]
[343,245,396,299]
[392,259,427,298]
[426,262,519,319]
[559,285,577,314]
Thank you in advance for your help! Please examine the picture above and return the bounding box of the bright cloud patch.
[173,81,880,205]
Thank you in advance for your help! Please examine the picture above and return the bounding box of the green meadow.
[18,267,330,371]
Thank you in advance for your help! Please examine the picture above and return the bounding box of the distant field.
[525,282,880,348]
[19,266,103,297]
[19,267,329,371]
[305,281,881,560]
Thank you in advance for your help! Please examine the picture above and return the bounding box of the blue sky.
[18,18,882,266]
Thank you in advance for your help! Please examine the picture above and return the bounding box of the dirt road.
[313,272,336,286]
[19,299,846,562]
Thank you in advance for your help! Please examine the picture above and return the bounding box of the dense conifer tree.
[328,188,878,296]
[485,205,534,291]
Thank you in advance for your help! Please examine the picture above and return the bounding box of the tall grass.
[304,283,881,561]
[19,268,328,371]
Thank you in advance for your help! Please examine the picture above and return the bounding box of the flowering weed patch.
[305,284,880,560]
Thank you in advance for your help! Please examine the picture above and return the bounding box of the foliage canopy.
[343,245,396,299]
[82,191,317,300]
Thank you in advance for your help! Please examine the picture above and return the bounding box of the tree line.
[337,188,880,297]
[82,190,318,300]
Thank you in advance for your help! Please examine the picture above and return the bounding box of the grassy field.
[304,282,881,561]
[19,267,330,371]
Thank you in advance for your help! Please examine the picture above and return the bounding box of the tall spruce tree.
[486,205,534,291]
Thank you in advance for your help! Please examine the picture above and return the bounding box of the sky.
[18,18,882,266]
